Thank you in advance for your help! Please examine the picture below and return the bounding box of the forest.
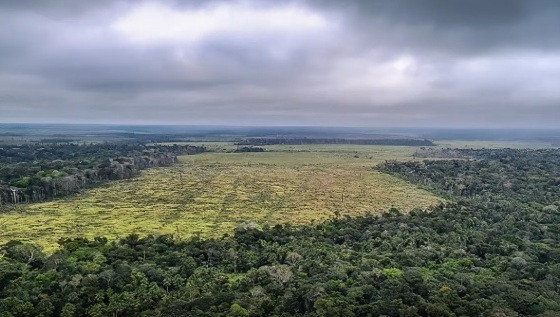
[0,143,204,205]
[0,148,558,316]
[237,138,434,146]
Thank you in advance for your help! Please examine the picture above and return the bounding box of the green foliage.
[229,303,249,316]
[383,268,403,278]
[9,176,32,188]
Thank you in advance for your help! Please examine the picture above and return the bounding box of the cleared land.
[0,145,442,251]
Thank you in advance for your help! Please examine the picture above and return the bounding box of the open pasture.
[0,145,442,251]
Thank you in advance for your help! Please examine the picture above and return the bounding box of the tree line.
[0,143,205,205]
[237,138,434,146]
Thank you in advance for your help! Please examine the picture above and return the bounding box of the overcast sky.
[1,0,559,128]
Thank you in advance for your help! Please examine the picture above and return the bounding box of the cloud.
[0,0,559,128]
[112,2,330,45]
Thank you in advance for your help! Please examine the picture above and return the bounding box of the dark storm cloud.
[0,0,559,127]
[315,0,560,54]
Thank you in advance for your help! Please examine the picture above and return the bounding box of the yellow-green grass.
[0,146,442,251]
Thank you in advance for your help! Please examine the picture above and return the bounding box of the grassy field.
[0,145,443,251]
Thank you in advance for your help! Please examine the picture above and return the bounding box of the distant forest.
[237,138,434,146]
[1,148,559,316]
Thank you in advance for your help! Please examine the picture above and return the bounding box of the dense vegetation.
[237,138,434,146]
[1,148,559,316]
[383,148,560,203]
[0,143,204,205]
[233,147,265,153]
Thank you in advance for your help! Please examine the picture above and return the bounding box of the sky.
[1,0,559,128]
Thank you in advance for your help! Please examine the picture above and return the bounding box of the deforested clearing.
[0,145,442,251]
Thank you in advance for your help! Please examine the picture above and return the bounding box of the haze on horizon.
[1,0,559,129]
